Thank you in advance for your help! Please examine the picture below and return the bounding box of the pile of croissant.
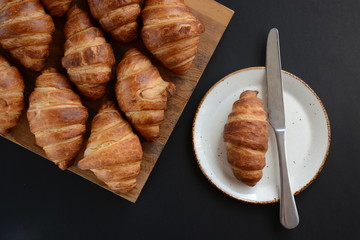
[0,0,204,194]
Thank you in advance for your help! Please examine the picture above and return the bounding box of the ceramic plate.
[192,67,330,204]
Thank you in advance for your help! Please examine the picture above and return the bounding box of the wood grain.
[0,0,234,202]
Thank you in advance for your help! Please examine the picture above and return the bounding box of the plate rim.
[192,66,331,204]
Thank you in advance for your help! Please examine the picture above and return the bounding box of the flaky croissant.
[61,5,115,100]
[27,68,88,170]
[88,0,141,43]
[115,48,176,141]
[223,91,269,187]
[0,0,55,71]
[77,101,143,194]
[141,0,205,74]
[41,0,72,16]
[0,55,24,134]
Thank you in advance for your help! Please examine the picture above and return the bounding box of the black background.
[1,0,359,239]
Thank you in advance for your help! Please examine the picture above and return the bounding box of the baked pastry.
[223,90,269,186]
[78,101,143,194]
[61,5,116,100]
[0,0,55,71]
[41,0,72,16]
[27,68,88,170]
[141,0,205,74]
[0,55,24,134]
[115,48,176,141]
[88,0,141,43]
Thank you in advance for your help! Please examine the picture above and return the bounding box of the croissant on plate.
[77,101,143,194]
[115,48,176,141]
[61,5,115,100]
[0,55,24,134]
[141,0,205,74]
[0,0,55,71]
[27,68,88,170]
[41,0,72,16]
[223,90,269,187]
[88,0,141,43]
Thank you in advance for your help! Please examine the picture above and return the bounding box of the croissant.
[0,0,55,71]
[27,68,88,170]
[77,101,143,193]
[61,5,116,100]
[41,0,72,16]
[88,0,141,43]
[223,90,269,186]
[115,48,176,141]
[0,55,24,134]
[141,0,205,74]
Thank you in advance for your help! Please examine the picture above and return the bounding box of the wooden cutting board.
[0,0,234,202]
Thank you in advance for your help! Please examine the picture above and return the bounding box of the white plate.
[192,67,330,204]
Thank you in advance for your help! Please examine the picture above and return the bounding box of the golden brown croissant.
[61,5,115,100]
[0,0,55,71]
[141,0,205,74]
[223,90,269,186]
[41,0,72,16]
[115,48,176,141]
[88,0,141,43]
[0,55,24,134]
[77,101,143,194]
[27,68,88,170]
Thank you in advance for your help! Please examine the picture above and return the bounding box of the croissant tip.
[166,82,176,96]
[172,69,188,75]
[240,90,259,98]
[78,88,107,101]
[100,101,117,111]
[67,4,81,18]
[52,156,76,170]
[125,48,141,57]
[142,134,159,142]
[42,67,58,74]
[68,4,79,11]
[57,161,70,170]
[234,174,260,187]
[29,65,46,72]
[76,160,86,170]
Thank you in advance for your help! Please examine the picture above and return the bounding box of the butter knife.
[266,28,299,229]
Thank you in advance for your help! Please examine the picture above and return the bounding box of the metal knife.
[266,28,299,229]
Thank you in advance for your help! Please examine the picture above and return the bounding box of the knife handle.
[274,129,299,229]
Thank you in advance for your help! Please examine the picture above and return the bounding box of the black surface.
[1,0,360,239]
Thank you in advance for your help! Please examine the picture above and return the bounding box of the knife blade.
[266,28,299,229]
